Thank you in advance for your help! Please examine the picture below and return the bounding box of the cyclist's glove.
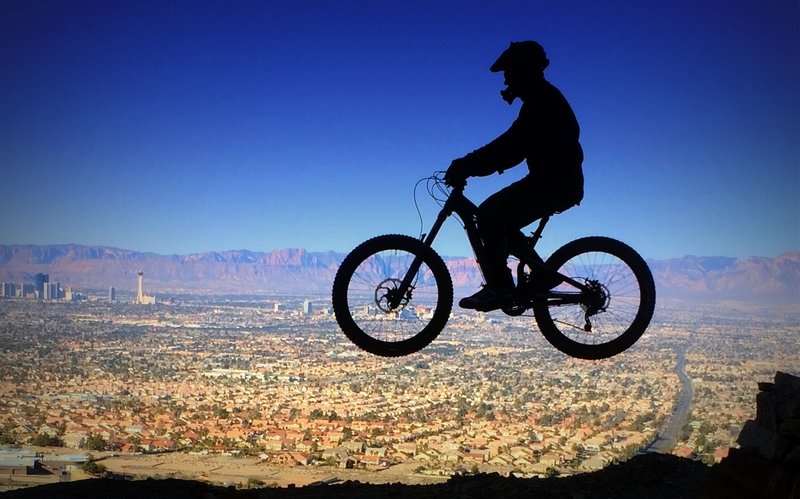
[444,158,472,187]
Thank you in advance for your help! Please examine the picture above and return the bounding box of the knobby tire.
[332,234,453,357]
[533,236,656,360]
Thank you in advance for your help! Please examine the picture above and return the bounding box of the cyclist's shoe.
[459,286,513,312]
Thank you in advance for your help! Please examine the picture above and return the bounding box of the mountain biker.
[444,41,584,312]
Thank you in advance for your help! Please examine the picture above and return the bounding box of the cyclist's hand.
[444,159,469,187]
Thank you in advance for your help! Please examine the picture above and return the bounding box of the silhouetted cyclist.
[445,41,584,312]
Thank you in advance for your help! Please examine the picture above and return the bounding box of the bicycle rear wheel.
[332,234,453,357]
[533,236,656,360]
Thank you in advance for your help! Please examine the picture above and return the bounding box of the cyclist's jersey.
[463,79,584,205]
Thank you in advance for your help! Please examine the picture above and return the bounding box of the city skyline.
[1,1,798,260]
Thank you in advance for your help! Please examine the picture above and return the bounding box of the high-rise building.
[0,282,15,298]
[19,283,34,298]
[43,282,59,300]
[134,272,156,304]
[136,272,144,303]
[109,286,116,302]
[34,273,48,299]
[303,300,313,316]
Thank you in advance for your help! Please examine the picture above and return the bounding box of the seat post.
[530,215,551,247]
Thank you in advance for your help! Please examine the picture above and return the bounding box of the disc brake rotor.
[375,278,410,313]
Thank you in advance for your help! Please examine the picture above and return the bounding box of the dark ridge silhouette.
[700,372,800,498]
[0,452,709,499]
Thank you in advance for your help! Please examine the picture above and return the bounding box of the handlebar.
[435,170,467,192]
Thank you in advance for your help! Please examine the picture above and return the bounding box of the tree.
[84,434,108,451]
[82,459,107,476]
[212,405,230,419]
[0,424,16,445]
[342,427,353,441]
[695,431,707,449]
[246,477,265,489]
[545,467,560,478]
[30,433,63,447]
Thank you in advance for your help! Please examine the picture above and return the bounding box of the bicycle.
[332,172,656,360]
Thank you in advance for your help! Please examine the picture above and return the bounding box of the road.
[644,345,693,453]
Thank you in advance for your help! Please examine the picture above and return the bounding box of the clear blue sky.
[1,0,798,259]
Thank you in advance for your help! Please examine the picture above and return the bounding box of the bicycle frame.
[334,172,655,358]
[391,180,590,310]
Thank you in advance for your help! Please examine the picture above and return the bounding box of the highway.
[644,345,693,453]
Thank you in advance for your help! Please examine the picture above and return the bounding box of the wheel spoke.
[332,235,453,357]
[533,237,655,359]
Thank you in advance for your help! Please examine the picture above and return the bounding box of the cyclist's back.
[444,40,584,311]
[461,78,584,207]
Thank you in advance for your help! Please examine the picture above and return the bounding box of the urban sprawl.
[0,285,797,490]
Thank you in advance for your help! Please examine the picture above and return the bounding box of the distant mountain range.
[0,244,798,304]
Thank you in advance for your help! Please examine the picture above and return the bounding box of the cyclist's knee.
[476,205,508,236]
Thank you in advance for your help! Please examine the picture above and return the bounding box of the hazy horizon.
[1,240,799,261]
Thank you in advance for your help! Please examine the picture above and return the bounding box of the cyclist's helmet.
[490,41,549,73]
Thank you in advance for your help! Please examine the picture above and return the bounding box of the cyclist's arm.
[458,115,528,177]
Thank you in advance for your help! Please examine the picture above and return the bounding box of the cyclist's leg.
[476,178,551,290]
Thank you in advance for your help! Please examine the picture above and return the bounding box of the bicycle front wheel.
[332,234,453,357]
[533,237,656,360]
